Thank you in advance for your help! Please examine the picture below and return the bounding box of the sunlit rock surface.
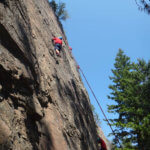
[0,0,108,149]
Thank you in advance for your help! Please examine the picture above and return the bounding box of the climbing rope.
[78,67,123,149]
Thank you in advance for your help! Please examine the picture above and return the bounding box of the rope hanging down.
[78,67,122,149]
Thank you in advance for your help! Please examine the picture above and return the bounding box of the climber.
[97,137,107,150]
[52,36,63,56]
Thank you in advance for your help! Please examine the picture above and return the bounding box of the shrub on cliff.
[91,104,101,127]
[49,0,69,21]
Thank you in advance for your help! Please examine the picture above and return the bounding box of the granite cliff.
[0,0,103,149]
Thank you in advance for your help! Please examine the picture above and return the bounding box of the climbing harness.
[78,66,123,149]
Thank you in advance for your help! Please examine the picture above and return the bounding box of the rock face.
[0,0,99,149]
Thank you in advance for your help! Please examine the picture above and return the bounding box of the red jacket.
[52,37,62,45]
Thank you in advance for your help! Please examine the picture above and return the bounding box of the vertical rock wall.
[0,0,99,149]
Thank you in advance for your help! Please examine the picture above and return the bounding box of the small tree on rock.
[49,0,69,21]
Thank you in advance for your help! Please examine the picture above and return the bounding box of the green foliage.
[91,104,101,127]
[49,0,69,21]
[108,49,150,149]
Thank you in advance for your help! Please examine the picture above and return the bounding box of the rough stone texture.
[0,0,103,149]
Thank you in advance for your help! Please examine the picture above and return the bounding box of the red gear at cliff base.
[97,137,107,150]
[101,138,107,150]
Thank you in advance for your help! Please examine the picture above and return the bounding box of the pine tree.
[108,49,150,149]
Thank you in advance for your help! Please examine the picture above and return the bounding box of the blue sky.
[53,0,150,141]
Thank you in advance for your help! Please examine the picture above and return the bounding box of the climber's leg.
[56,49,60,55]
[54,44,61,56]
